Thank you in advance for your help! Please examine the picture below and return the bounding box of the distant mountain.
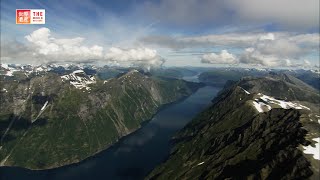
[198,68,320,90]
[233,73,319,104]
[147,74,320,180]
[96,66,125,80]
[280,69,320,91]
[150,67,198,79]
[0,67,202,170]
[198,68,269,86]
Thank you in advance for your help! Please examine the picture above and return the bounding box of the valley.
[1,64,319,180]
[0,65,202,169]
[148,74,320,180]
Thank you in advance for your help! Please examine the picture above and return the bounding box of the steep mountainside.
[294,72,320,91]
[0,69,201,169]
[234,74,319,104]
[148,74,320,180]
[285,70,320,91]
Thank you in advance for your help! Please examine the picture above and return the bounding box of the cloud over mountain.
[105,47,165,70]
[141,32,318,50]
[195,33,319,67]
[201,50,238,64]
[25,28,104,62]
[1,27,164,69]
[238,33,318,67]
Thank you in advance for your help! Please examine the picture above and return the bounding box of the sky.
[0,0,319,69]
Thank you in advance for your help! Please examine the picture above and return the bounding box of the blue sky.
[1,0,319,68]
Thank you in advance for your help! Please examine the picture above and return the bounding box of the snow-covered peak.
[124,69,139,76]
[255,68,268,71]
[35,66,45,72]
[0,63,98,77]
[1,63,9,69]
[61,70,96,90]
[0,63,51,76]
[310,69,320,74]
[72,69,85,74]
[1,63,20,76]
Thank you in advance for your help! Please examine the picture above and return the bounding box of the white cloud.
[197,32,319,67]
[140,32,319,67]
[238,33,317,67]
[288,34,320,48]
[239,47,291,67]
[303,60,312,67]
[105,47,165,70]
[201,50,238,64]
[0,40,34,63]
[141,32,319,50]
[259,33,275,41]
[1,27,318,69]
[255,38,303,58]
[1,27,164,69]
[25,28,104,62]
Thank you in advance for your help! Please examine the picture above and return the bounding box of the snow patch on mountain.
[61,70,96,90]
[303,137,320,160]
[241,87,250,94]
[41,101,49,111]
[252,101,272,113]
[197,162,205,166]
[315,115,320,124]
[251,93,310,113]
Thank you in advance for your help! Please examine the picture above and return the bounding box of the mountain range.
[147,74,320,180]
[0,65,201,169]
[1,63,319,179]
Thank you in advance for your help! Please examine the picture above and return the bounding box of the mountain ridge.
[147,74,320,180]
[0,70,202,170]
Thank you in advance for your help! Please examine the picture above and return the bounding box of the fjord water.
[0,85,221,180]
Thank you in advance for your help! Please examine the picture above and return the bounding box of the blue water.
[0,86,221,180]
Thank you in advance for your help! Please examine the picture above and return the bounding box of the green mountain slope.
[0,70,201,169]
[147,75,320,180]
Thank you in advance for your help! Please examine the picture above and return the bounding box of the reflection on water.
[0,86,221,180]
